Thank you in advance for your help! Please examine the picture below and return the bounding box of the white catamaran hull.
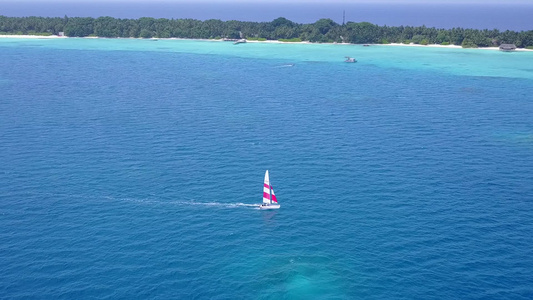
[259,204,280,210]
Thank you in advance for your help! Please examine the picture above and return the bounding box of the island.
[1,16,532,49]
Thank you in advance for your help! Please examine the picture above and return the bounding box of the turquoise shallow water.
[1,38,533,299]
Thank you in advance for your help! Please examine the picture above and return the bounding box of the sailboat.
[260,170,280,210]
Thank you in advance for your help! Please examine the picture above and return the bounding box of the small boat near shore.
[344,56,357,63]
[234,39,247,45]
[260,170,280,210]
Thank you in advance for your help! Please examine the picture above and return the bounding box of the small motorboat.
[233,39,247,45]
[345,56,357,63]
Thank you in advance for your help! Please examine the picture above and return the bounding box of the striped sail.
[263,170,278,204]
[263,170,271,204]
[271,187,278,203]
[261,170,279,208]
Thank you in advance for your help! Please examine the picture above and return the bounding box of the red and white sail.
[263,170,278,204]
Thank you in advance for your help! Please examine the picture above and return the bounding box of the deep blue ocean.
[1,38,533,299]
[2,1,533,31]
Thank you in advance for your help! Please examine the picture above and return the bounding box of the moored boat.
[234,39,247,45]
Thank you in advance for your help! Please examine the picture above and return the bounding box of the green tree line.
[1,15,532,48]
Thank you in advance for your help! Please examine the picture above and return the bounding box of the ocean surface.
[1,38,533,299]
[2,2,533,31]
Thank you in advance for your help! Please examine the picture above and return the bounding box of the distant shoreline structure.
[1,34,532,52]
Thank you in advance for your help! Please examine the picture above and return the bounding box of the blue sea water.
[1,38,533,299]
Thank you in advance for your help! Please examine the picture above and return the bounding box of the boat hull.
[259,204,280,210]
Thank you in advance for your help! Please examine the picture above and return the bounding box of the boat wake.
[172,201,261,208]
[105,196,261,209]
[276,63,295,68]
[34,192,262,209]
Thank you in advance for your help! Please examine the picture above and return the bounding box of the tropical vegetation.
[1,15,532,48]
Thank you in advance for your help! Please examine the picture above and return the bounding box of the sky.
[7,0,533,3]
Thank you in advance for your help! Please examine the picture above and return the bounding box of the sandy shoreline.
[379,43,533,52]
[0,35,68,39]
[1,34,531,51]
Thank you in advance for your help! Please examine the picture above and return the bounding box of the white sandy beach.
[379,42,533,52]
[0,35,68,39]
[1,34,531,51]
[384,42,462,49]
